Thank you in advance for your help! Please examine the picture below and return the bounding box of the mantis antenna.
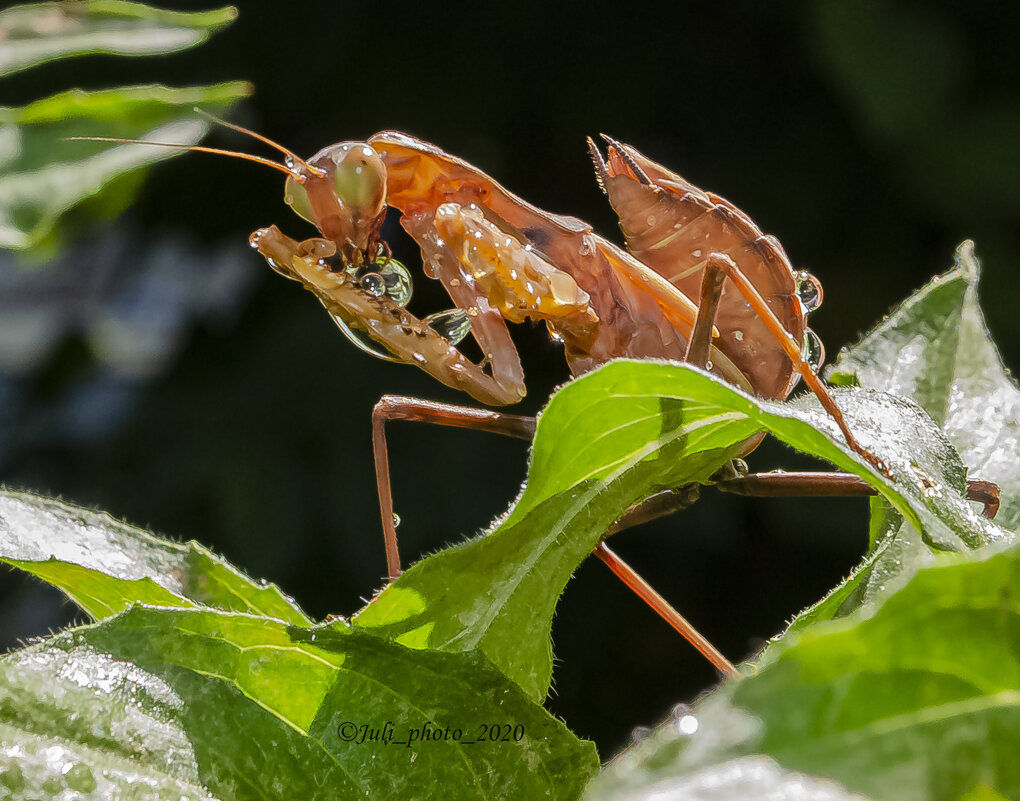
[191,107,325,177]
[67,136,303,180]
[69,108,325,181]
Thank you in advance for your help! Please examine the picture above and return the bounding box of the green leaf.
[0,1,237,76]
[831,241,1020,533]
[356,360,1008,701]
[0,81,251,251]
[798,242,1020,628]
[0,608,598,800]
[586,542,1020,801]
[0,640,221,800]
[0,489,311,625]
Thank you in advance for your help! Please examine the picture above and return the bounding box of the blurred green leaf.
[811,2,962,143]
[0,81,250,251]
[0,1,237,76]
[0,488,310,624]
[356,360,1007,701]
[585,542,1020,801]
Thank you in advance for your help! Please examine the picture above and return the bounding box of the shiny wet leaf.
[831,241,1020,532]
[0,489,311,624]
[0,640,218,800]
[0,608,598,801]
[799,242,1020,628]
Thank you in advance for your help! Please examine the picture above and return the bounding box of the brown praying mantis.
[77,117,1000,678]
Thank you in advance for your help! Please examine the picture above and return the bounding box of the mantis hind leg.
[370,394,739,677]
[714,470,1000,519]
[698,254,891,477]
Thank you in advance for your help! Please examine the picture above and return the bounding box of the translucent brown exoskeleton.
[75,119,1001,677]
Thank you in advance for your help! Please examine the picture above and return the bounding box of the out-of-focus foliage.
[0,82,249,252]
[0,1,237,75]
[0,1,245,253]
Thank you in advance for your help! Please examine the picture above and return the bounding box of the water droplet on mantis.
[424,309,472,345]
[378,259,413,306]
[802,328,824,370]
[358,272,386,297]
[796,270,823,312]
[324,307,401,363]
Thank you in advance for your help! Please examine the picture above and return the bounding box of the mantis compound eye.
[284,176,315,224]
[330,144,386,218]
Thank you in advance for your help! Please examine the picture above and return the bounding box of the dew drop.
[284,154,296,170]
[377,260,413,306]
[327,313,401,363]
[412,352,427,363]
[677,714,699,735]
[392,513,401,528]
[796,270,823,312]
[424,309,472,345]
[646,214,656,226]
[358,272,386,297]
[733,330,744,342]
[802,328,825,371]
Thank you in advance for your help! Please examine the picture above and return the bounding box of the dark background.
[2,1,1018,756]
